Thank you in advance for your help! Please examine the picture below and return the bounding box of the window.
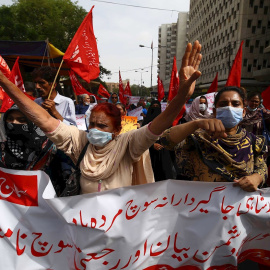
[247,20,252,28]
[259,0,264,8]
[250,46,254,53]
[257,20,262,28]
[262,27,266,34]
[263,60,267,68]
[249,0,254,7]
[260,46,264,53]
[255,40,260,47]
[253,59,257,67]
[252,26,256,33]
[254,6,258,14]
[246,39,250,47]
[243,59,248,67]
[268,21,270,29]
[264,6,268,14]
[248,65,252,72]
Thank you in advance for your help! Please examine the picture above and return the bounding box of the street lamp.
[139,44,154,90]
[135,70,148,96]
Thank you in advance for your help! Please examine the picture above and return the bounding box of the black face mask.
[5,122,32,141]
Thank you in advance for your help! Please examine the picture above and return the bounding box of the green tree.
[0,0,111,81]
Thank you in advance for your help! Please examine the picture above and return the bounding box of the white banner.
[127,106,142,118]
[0,167,270,269]
[75,114,87,131]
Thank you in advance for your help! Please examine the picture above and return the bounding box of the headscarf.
[185,95,211,122]
[142,100,161,126]
[0,105,52,169]
[108,93,120,104]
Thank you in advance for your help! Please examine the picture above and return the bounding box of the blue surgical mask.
[216,106,243,128]
[247,105,257,112]
[87,128,112,147]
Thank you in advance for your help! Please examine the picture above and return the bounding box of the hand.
[233,173,263,192]
[178,40,202,99]
[153,143,163,151]
[41,99,57,115]
[196,119,227,139]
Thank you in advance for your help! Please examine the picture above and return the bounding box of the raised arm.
[0,72,59,133]
[149,41,202,135]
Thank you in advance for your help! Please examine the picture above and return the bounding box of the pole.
[151,46,153,91]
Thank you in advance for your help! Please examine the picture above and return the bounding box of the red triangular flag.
[97,84,110,99]
[63,6,100,83]
[0,55,11,101]
[0,57,25,112]
[157,75,164,102]
[261,86,270,110]
[207,72,218,94]
[69,70,90,96]
[225,41,244,87]
[118,71,125,104]
[124,81,132,97]
[168,56,179,101]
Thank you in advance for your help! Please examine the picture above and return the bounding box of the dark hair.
[199,95,208,106]
[116,103,126,112]
[247,91,261,101]
[214,86,245,107]
[31,66,58,84]
[91,103,122,132]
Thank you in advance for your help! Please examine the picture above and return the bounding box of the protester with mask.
[160,87,268,192]
[75,94,91,115]
[240,92,270,136]
[0,104,54,170]
[0,41,202,194]
[85,95,98,129]
[184,95,211,122]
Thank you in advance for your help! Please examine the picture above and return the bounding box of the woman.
[0,104,54,170]
[184,95,211,122]
[142,100,174,181]
[116,103,127,117]
[0,41,202,194]
[160,87,268,192]
[108,93,119,105]
[240,92,270,136]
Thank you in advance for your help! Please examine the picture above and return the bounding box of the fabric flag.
[207,72,218,94]
[225,41,244,87]
[69,70,90,96]
[118,70,125,104]
[0,57,25,112]
[97,83,110,99]
[261,86,270,110]
[157,75,164,102]
[123,81,132,97]
[63,6,100,83]
[168,56,179,101]
[0,55,11,100]
[172,105,186,126]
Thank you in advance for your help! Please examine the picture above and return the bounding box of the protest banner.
[75,114,87,130]
[120,116,138,134]
[161,102,167,112]
[129,96,140,105]
[128,106,142,118]
[0,167,270,269]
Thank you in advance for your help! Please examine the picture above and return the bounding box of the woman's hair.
[91,103,122,132]
[199,95,208,105]
[247,91,261,101]
[31,66,58,84]
[214,86,245,107]
[116,103,126,112]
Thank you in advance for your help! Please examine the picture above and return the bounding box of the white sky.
[1,0,190,87]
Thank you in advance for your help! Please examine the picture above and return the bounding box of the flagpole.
[48,59,64,100]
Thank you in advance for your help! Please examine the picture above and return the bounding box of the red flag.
[225,41,244,87]
[157,75,164,102]
[124,81,132,97]
[168,56,179,101]
[207,72,218,94]
[1,57,25,112]
[0,55,11,100]
[118,71,125,104]
[69,70,90,95]
[63,6,100,83]
[97,83,110,99]
[173,105,186,126]
[261,86,270,110]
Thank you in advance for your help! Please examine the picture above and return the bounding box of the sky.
[1,0,190,87]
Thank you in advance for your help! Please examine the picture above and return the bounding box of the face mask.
[84,102,90,106]
[199,104,207,112]
[247,105,257,112]
[216,106,243,128]
[87,128,112,147]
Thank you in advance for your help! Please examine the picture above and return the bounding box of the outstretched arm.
[149,41,202,135]
[0,72,59,133]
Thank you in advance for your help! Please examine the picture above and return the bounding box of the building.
[157,12,189,92]
[106,79,130,93]
[188,0,270,93]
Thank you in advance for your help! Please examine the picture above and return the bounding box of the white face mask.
[199,103,207,112]
[86,128,113,147]
[84,102,90,106]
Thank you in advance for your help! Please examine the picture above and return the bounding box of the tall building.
[189,0,270,92]
[157,12,189,91]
